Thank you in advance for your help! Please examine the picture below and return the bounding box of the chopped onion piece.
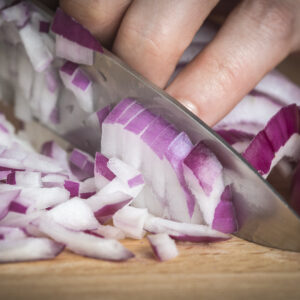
[94,152,115,190]
[183,141,224,226]
[63,180,79,197]
[91,224,125,240]
[212,186,237,234]
[14,171,42,188]
[41,141,70,174]
[113,206,148,239]
[79,177,96,193]
[42,173,68,188]
[0,226,27,240]
[107,157,144,197]
[86,186,132,220]
[51,8,103,62]
[69,148,94,180]
[147,233,178,261]
[1,2,29,28]
[38,217,134,261]
[0,189,20,220]
[0,237,64,262]
[56,35,94,65]
[0,184,70,212]
[47,198,99,231]
[144,214,229,242]
[19,23,53,72]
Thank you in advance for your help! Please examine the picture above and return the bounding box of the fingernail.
[181,100,198,115]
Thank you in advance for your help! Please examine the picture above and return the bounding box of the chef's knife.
[30,1,300,251]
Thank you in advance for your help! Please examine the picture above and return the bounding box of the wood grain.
[1,236,300,300]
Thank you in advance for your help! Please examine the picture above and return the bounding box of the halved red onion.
[212,185,237,234]
[51,8,103,65]
[147,233,178,262]
[0,237,64,262]
[113,206,148,239]
[38,217,134,261]
[243,104,300,177]
[47,197,99,231]
[102,99,202,224]
[183,141,224,226]
[144,214,229,242]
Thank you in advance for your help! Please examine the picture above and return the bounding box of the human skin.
[60,0,300,126]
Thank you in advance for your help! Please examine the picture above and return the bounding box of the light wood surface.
[1,236,300,300]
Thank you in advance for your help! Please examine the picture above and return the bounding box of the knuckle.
[245,0,295,44]
[121,24,178,61]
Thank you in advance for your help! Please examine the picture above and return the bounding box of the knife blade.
[31,1,300,251]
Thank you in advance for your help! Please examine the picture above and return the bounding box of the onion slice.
[243,104,300,177]
[38,217,134,261]
[113,206,148,239]
[0,189,20,220]
[144,214,229,242]
[47,197,99,231]
[183,141,224,226]
[212,185,237,234]
[0,237,64,262]
[147,233,178,262]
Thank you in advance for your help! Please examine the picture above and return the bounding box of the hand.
[60,0,300,126]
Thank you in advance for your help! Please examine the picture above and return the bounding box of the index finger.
[166,0,299,126]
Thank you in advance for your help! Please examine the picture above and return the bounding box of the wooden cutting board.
[1,236,300,300]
